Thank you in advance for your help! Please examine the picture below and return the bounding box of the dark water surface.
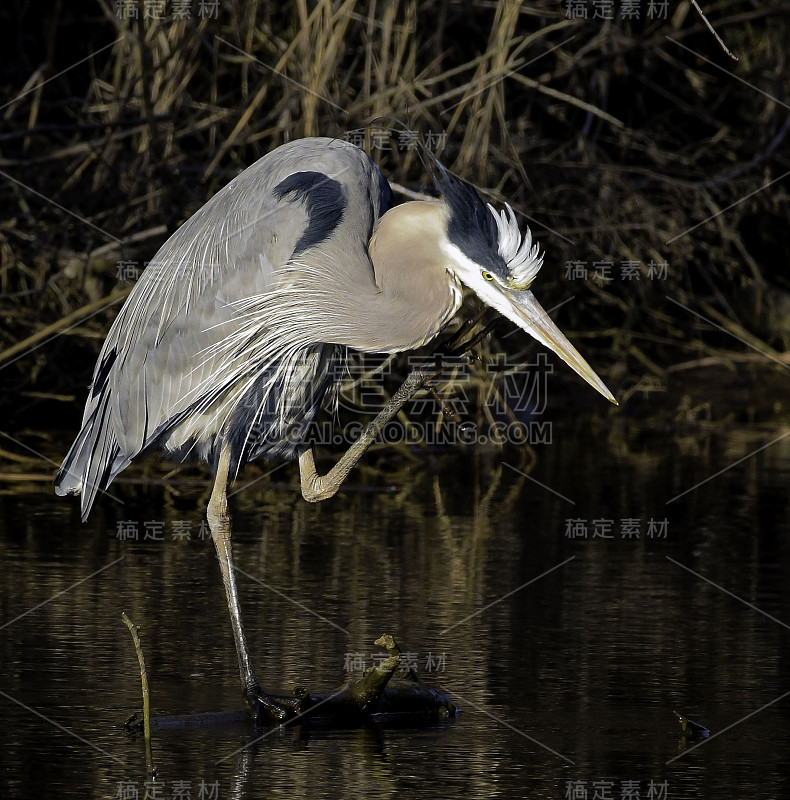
[1,421,789,799]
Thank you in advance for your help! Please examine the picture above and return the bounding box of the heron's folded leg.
[299,368,431,502]
[208,444,292,724]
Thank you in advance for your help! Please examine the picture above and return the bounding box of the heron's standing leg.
[299,368,430,502]
[208,443,290,723]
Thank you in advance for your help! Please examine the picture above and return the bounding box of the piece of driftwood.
[673,710,710,739]
[125,634,458,732]
[246,635,458,726]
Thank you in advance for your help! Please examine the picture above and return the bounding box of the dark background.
[0,5,789,798]
[1,0,789,453]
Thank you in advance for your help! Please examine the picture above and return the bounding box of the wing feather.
[55,137,389,519]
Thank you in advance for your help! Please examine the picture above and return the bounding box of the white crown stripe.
[487,202,544,290]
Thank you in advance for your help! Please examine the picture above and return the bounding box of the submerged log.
[246,634,458,726]
[125,633,458,733]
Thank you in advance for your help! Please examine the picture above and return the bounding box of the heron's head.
[434,167,616,404]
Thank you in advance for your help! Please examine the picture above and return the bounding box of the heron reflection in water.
[56,136,615,720]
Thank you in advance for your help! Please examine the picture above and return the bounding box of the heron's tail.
[54,394,129,521]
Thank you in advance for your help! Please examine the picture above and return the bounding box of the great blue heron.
[55,136,615,721]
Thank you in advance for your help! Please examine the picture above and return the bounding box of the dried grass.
[1,0,789,443]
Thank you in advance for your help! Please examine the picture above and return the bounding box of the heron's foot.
[433,314,503,361]
[241,636,459,727]
[244,685,302,726]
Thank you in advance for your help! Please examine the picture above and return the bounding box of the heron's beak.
[491,287,617,404]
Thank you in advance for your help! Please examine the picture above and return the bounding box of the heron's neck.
[363,200,462,351]
[279,201,461,355]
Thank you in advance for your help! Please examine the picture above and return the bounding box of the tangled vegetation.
[1,1,788,477]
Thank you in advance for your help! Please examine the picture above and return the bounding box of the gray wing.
[55,137,390,518]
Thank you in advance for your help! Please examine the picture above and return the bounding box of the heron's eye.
[482,271,494,282]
